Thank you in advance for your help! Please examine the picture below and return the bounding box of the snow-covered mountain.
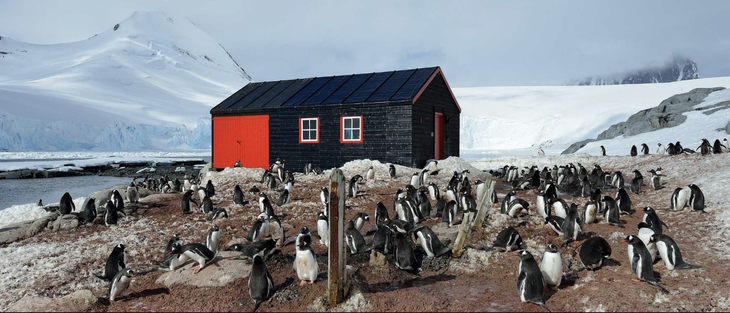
[0,10,250,151]
[569,57,699,86]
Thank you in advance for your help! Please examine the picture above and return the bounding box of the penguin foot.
[308,280,314,285]
[299,280,307,286]
[631,278,641,282]
[194,268,203,274]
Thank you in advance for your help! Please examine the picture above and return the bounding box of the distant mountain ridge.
[570,57,699,86]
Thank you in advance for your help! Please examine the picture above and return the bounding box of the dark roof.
[211,66,459,115]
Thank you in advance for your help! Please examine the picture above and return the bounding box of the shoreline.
[0,159,207,180]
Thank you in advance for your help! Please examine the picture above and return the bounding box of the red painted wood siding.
[212,115,269,169]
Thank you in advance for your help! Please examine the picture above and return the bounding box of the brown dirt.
[8,156,730,312]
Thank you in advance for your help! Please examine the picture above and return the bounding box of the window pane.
[303,120,309,129]
[310,130,317,140]
[353,118,360,128]
[345,129,352,140]
[345,118,351,128]
[353,130,360,140]
[303,131,310,140]
[311,120,317,130]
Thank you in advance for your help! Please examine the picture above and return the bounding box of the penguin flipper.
[648,280,669,293]
[676,261,700,269]
[535,302,552,313]
[252,300,263,313]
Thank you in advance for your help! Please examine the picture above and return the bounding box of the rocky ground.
[3,154,730,312]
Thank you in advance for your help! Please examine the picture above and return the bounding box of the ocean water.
[0,175,133,210]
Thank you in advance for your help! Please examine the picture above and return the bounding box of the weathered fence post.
[328,169,347,308]
[472,177,495,231]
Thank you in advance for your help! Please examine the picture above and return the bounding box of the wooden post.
[472,177,495,231]
[452,210,474,258]
[328,169,347,308]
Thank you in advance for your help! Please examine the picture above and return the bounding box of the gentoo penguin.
[630,145,638,157]
[374,202,389,229]
[206,180,215,197]
[276,189,290,206]
[540,244,563,288]
[648,169,661,190]
[389,164,396,179]
[387,219,414,235]
[228,239,278,261]
[506,198,530,218]
[413,226,451,258]
[268,215,285,247]
[698,138,712,156]
[181,190,197,214]
[636,222,659,262]
[615,188,632,215]
[410,172,421,188]
[104,200,118,226]
[351,212,370,232]
[536,190,548,219]
[366,166,375,181]
[670,187,689,211]
[395,198,414,224]
[79,198,97,225]
[582,199,599,224]
[576,236,612,270]
[688,184,706,212]
[38,199,43,207]
[630,174,642,195]
[538,148,545,156]
[304,161,312,175]
[111,190,124,212]
[641,207,668,235]
[234,159,242,168]
[126,182,139,204]
[427,182,440,202]
[371,222,394,254]
[485,226,524,252]
[641,143,650,155]
[345,220,369,254]
[165,234,181,255]
[59,192,75,215]
[600,145,606,156]
[546,197,568,218]
[316,212,330,247]
[545,216,565,237]
[434,198,446,218]
[394,231,417,272]
[675,141,684,153]
[206,225,221,253]
[200,195,214,214]
[197,187,208,202]
[713,139,724,154]
[233,185,245,205]
[294,227,318,286]
[180,243,216,273]
[724,138,730,152]
[443,200,458,228]
[207,207,228,221]
[501,190,517,215]
[108,268,134,301]
[348,175,362,198]
[667,142,676,155]
[649,234,700,270]
[515,250,550,312]
[261,197,275,218]
[622,235,668,293]
[247,214,271,242]
[561,204,582,245]
[419,168,430,186]
[601,196,623,227]
[656,143,666,155]
[418,189,432,218]
[320,187,329,208]
[249,252,275,312]
[101,244,126,281]
[611,171,625,189]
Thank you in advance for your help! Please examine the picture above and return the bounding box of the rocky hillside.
[570,57,699,86]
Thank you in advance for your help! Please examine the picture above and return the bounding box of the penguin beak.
[512,252,519,256]
[647,242,652,245]
[620,239,626,243]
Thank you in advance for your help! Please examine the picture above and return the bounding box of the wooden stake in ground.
[328,169,347,308]
[472,177,495,231]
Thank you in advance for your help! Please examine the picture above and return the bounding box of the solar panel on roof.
[343,71,393,104]
[390,67,437,101]
[246,80,296,108]
[366,69,416,102]
[231,82,278,109]
[282,76,332,107]
[321,73,372,105]
[224,82,265,110]
[264,78,313,108]
[301,75,351,106]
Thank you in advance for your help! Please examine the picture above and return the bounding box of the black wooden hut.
[209,66,460,170]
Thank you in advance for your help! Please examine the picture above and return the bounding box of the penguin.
[101,244,126,281]
[506,198,530,218]
[515,250,551,312]
[724,138,730,152]
[648,169,661,190]
[545,216,565,237]
[698,138,712,156]
[294,227,319,286]
[389,164,396,179]
[374,201,389,229]
[410,172,421,188]
[387,219,414,235]
[126,182,139,204]
[206,180,215,196]
[485,226,524,252]
[670,187,689,211]
[79,198,97,225]
[268,215,285,247]
[111,189,125,212]
[38,199,43,207]
[713,139,724,154]
[197,187,208,202]
[419,168,429,186]
[582,199,599,224]
[418,189,433,218]
[443,200,458,228]
[546,197,568,218]
[247,214,271,242]
[395,198,414,224]
[561,204,582,245]
[538,148,545,156]
[104,200,118,226]
[576,236,612,270]
[165,234,181,255]
[249,252,275,312]
[366,166,375,181]
[249,185,261,197]
[675,141,684,153]
[180,243,215,274]
[233,185,245,205]
[276,189,290,206]
[59,192,75,215]
[666,142,676,155]
[261,197,275,218]
[649,234,699,270]
[234,160,242,168]
[434,198,446,218]
[540,244,563,288]
[601,196,623,227]
[656,143,666,155]
[427,182,440,201]
[348,175,362,198]
[611,171,624,189]
[501,190,516,215]
[615,188,632,215]
[622,235,668,293]
[630,145,638,157]
[229,239,278,261]
[630,175,642,195]
[372,222,394,254]
[108,268,134,302]
[345,220,369,254]
[688,184,706,212]
[207,207,228,221]
[304,161,312,175]
[413,226,451,258]
[393,231,417,272]
[634,221,659,261]
[200,195,214,214]
[181,190,197,214]
[641,206,668,235]
[316,212,330,247]
[600,145,606,156]
[320,187,329,208]
[536,190,548,219]
[206,225,221,253]
[641,143,649,155]
[351,212,369,232]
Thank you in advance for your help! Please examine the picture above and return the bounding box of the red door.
[213,115,269,169]
[434,113,443,160]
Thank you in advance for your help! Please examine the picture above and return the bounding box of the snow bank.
[0,197,85,229]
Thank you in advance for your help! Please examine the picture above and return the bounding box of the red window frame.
[299,117,320,144]
[340,116,363,144]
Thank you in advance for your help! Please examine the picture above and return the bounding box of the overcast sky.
[2,0,730,87]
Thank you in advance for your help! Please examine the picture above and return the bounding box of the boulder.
[49,214,79,231]
[155,251,250,288]
[726,120,730,134]
[0,214,57,244]
[8,289,97,312]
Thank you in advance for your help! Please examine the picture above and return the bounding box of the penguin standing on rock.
[688,184,706,212]
[108,268,134,302]
[622,235,668,293]
[180,243,216,274]
[249,252,275,312]
[540,244,563,288]
[515,250,551,312]
[111,190,125,212]
[59,192,75,215]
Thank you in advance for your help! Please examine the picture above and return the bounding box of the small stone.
[369,250,386,268]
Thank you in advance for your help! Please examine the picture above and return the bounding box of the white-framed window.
[299,117,319,143]
[341,116,362,143]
